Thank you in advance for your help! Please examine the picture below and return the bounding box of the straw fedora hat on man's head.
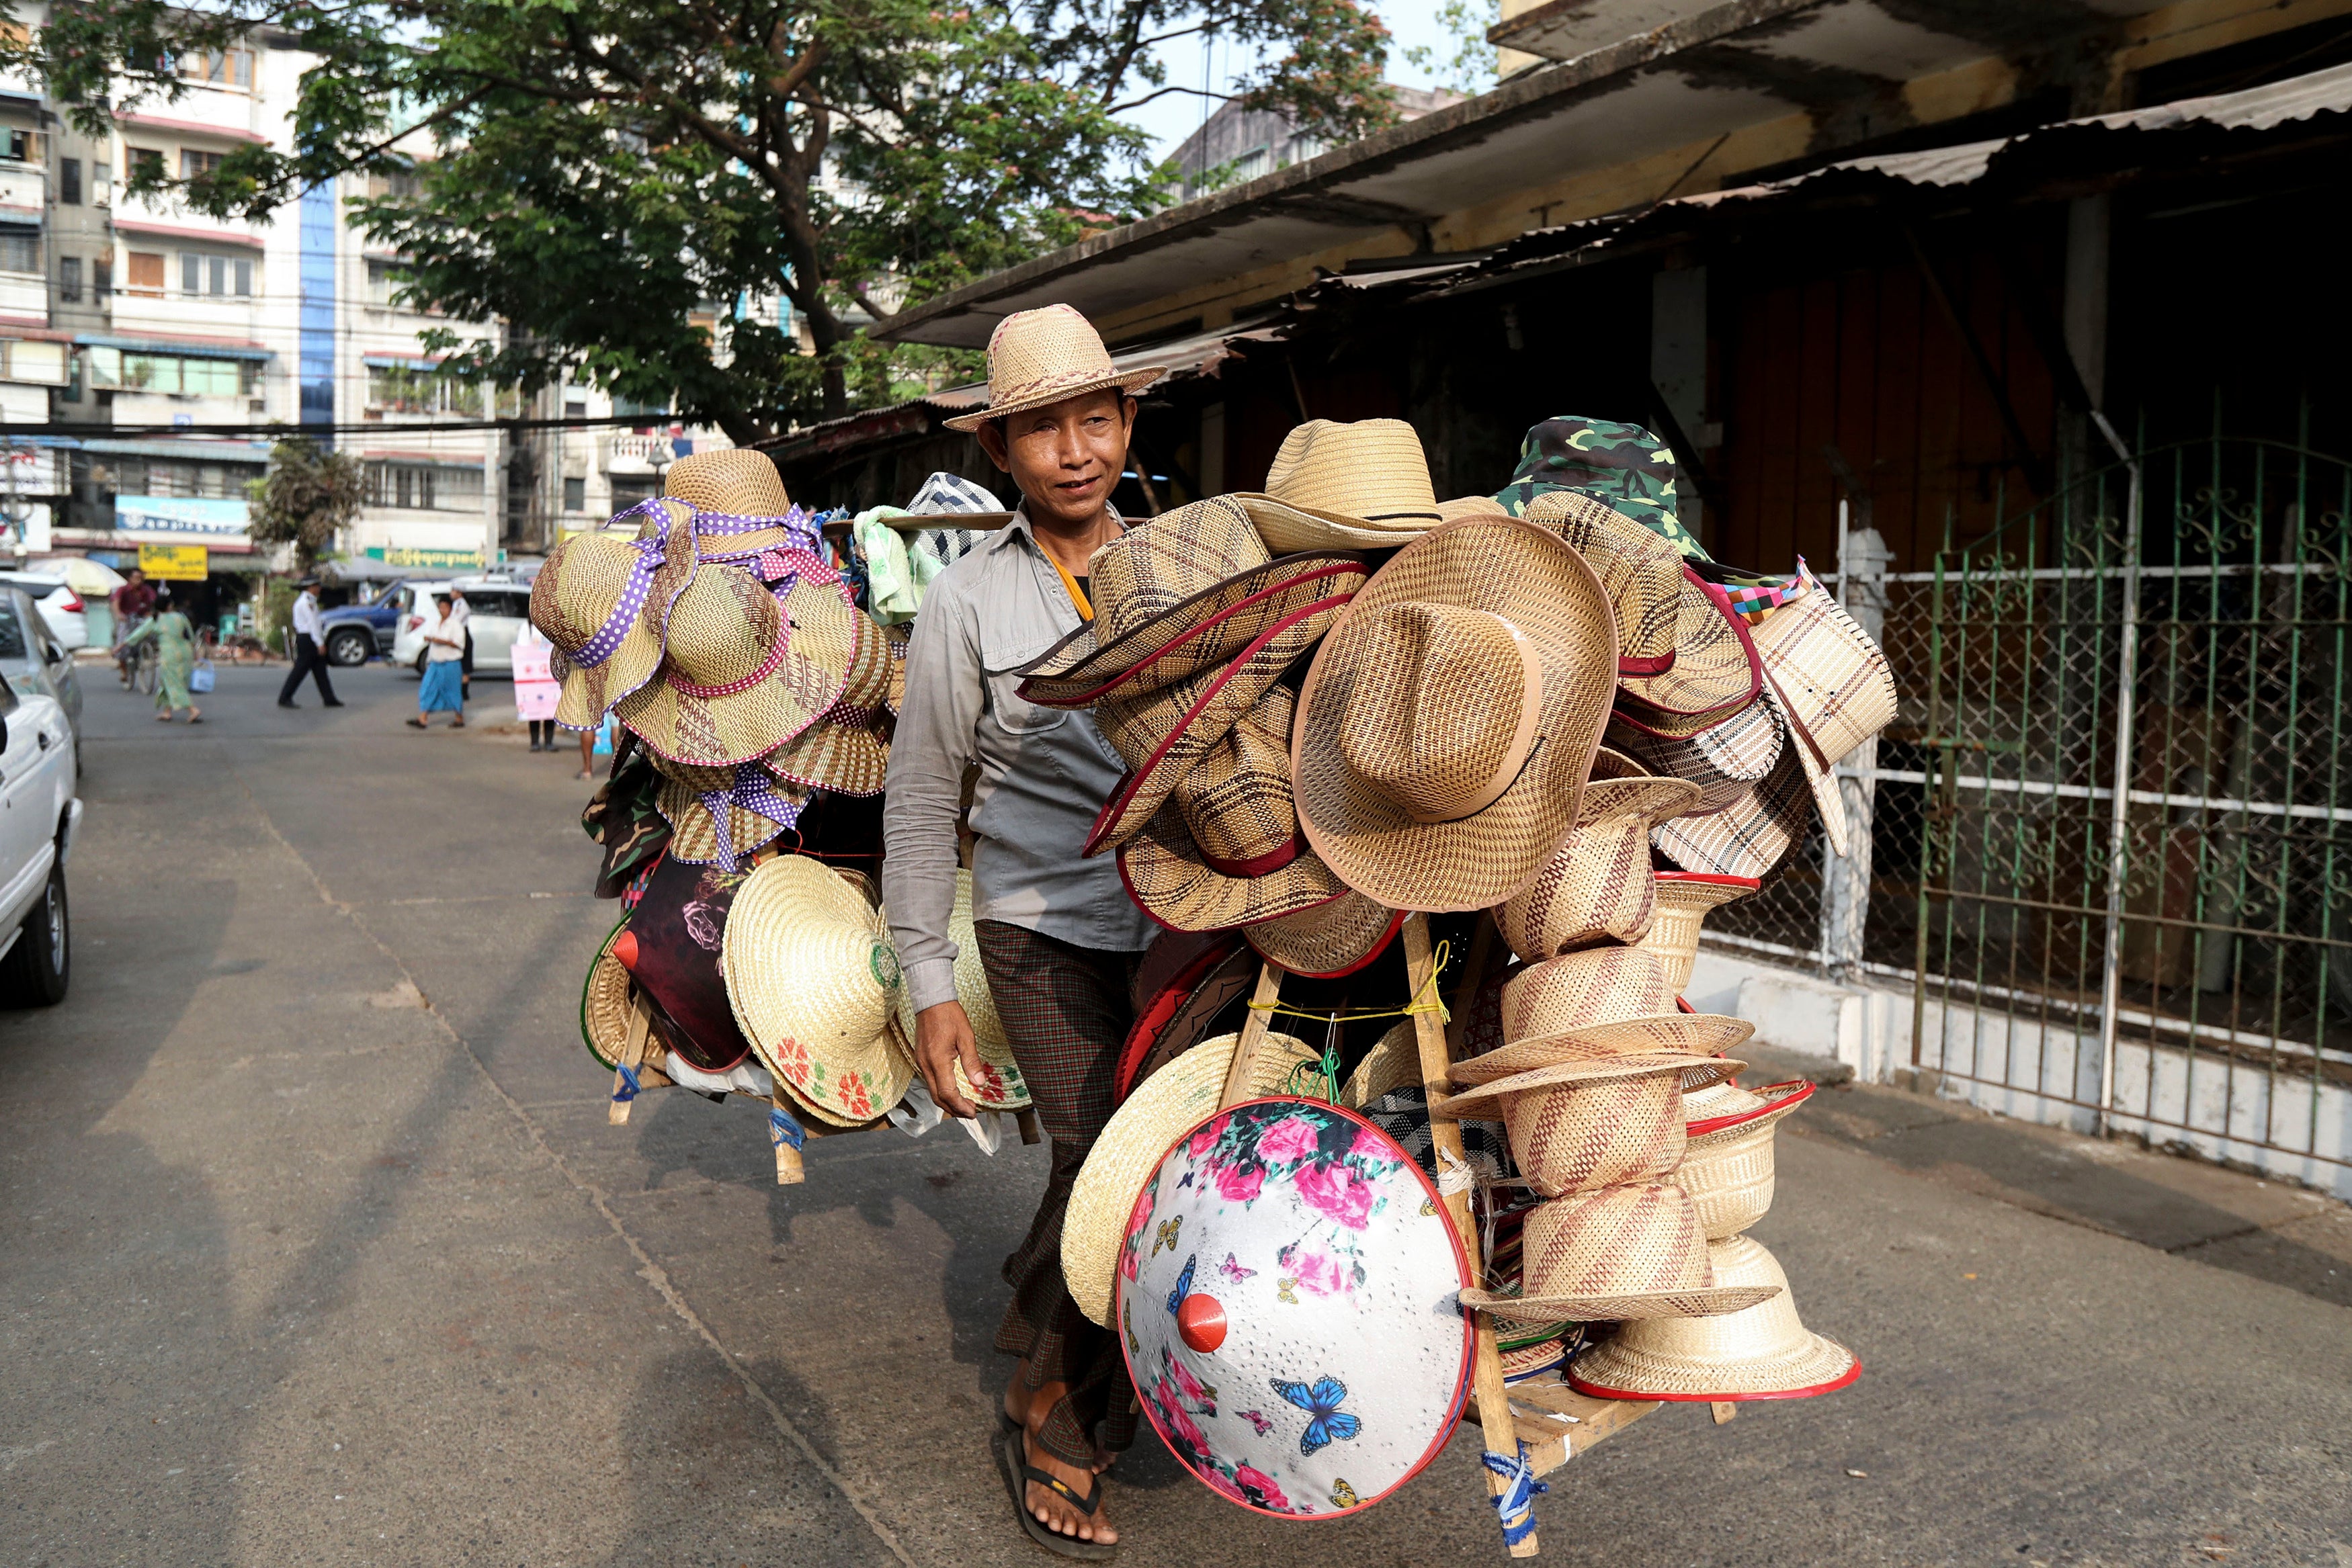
[1749,562,1898,857]
[616,568,862,767]
[1294,515,1618,912]
[532,497,698,730]
[1016,495,1368,707]
[1232,418,1448,554]
[941,304,1166,433]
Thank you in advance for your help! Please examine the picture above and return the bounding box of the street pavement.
[4,662,2349,1568]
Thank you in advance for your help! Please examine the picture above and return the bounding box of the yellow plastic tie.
[1244,939,1452,1027]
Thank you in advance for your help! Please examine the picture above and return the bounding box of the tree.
[1402,0,1499,96]
[24,1,1398,441]
[249,438,366,572]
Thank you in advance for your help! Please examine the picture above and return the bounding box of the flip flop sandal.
[407,717,429,730]
[993,1426,1116,1561]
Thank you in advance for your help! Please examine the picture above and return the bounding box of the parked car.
[388,576,532,674]
[0,585,82,750]
[319,578,421,666]
[0,670,78,1006]
[0,571,89,651]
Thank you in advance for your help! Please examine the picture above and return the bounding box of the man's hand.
[915,999,983,1119]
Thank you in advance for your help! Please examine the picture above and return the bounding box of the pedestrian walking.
[882,304,1164,1557]
[407,591,467,729]
[448,584,474,702]
[119,589,202,724]
[276,578,344,709]
[110,566,156,689]
[514,620,561,750]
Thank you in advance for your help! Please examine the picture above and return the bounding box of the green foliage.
[1401,0,1499,96]
[16,0,1396,439]
[248,438,366,572]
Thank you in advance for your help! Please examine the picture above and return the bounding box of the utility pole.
[482,375,499,569]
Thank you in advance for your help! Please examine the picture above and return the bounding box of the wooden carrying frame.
[1211,912,1678,1557]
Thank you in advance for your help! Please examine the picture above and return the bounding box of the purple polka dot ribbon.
[700,763,809,871]
[572,499,676,670]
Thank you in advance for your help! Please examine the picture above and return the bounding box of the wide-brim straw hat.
[1442,1047,1741,1112]
[1230,418,1446,553]
[617,572,862,767]
[761,607,894,796]
[1459,1182,1781,1321]
[665,448,811,559]
[1061,1031,1331,1326]
[1451,947,1752,1084]
[1243,889,1404,978]
[1293,516,1618,912]
[580,918,634,1070]
[1750,563,1898,857]
[722,853,915,1125]
[1489,1068,1688,1198]
[1652,742,1812,881]
[1495,750,1700,964]
[1635,871,1762,992]
[1524,490,1685,676]
[1501,1337,1571,1385]
[1671,1079,1814,1239]
[1606,567,1764,734]
[1341,1019,1425,1109]
[892,869,1028,1110]
[1606,697,1781,815]
[1116,685,1350,932]
[534,498,698,730]
[1568,1233,1859,1399]
[1015,495,1368,704]
[941,304,1165,432]
[1116,937,1259,1102]
[1082,582,1358,855]
[652,759,807,869]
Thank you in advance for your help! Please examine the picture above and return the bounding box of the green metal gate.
[1908,429,2352,1181]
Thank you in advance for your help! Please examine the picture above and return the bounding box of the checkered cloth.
[1364,1088,1509,1186]
[973,918,1143,1469]
[1717,564,1809,625]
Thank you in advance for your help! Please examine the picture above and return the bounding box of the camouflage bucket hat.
[1494,417,1707,562]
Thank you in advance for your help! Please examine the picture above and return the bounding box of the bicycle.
[119,626,159,697]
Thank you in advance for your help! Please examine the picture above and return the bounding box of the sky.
[1120,4,1477,162]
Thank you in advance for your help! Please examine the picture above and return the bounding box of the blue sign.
[113,495,253,541]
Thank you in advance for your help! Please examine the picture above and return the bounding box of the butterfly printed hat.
[1117,1096,1473,1519]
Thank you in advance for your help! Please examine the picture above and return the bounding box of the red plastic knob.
[613,930,640,971]
[1175,1293,1227,1353]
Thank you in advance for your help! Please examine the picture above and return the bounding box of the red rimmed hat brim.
[1613,568,1762,726]
[1113,939,1259,1103]
[1686,1076,1814,1140]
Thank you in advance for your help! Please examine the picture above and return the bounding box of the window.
[92,161,110,206]
[128,148,164,180]
[58,157,79,205]
[181,149,225,180]
[235,258,251,296]
[366,365,464,415]
[0,129,28,163]
[128,457,261,497]
[0,232,38,274]
[179,251,254,297]
[364,462,485,511]
[85,348,259,398]
[181,49,254,87]
[563,476,586,512]
[564,396,587,419]
[366,257,400,305]
[0,599,24,660]
[181,251,198,294]
[58,257,79,302]
[92,257,110,298]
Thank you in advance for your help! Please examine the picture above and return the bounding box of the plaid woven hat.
[1607,564,1762,734]
[1116,685,1350,932]
[1651,741,1813,880]
[1293,516,1618,912]
[1749,562,1898,857]
[616,568,860,767]
[1492,417,1707,561]
[1523,490,1684,677]
[941,304,1165,433]
[892,471,1007,543]
[1017,496,1368,705]
[532,498,699,730]
[1230,418,1447,553]
[1243,889,1403,978]
[1606,695,1781,816]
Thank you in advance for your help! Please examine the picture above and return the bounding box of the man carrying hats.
[883,303,1164,1556]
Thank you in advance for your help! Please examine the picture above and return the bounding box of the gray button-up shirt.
[883,505,1157,1014]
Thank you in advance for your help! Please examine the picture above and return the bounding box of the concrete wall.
[1691,949,2352,1200]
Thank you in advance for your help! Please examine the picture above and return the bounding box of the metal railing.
[1703,416,2352,1178]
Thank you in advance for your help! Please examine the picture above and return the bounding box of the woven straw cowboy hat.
[1495,748,1701,965]
[1598,560,1764,737]
[651,758,807,869]
[892,869,1030,1112]
[1116,685,1351,932]
[1652,740,1812,881]
[761,605,895,796]
[1606,696,1781,816]
[1671,1078,1814,1239]
[1634,871,1761,992]
[1749,563,1898,857]
[1016,495,1368,706]
[532,497,699,730]
[616,567,862,767]
[1568,1233,1859,1399]
[1062,1031,1332,1326]
[1452,945,1751,1086]
[722,853,917,1126]
[1461,1182,1781,1320]
[579,918,636,1070]
[1115,936,1257,1102]
[1293,515,1618,912]
[1244,889,1404,978]
[665,448,811,560]
[1230,419,1447,553]
[941,304,1166,433]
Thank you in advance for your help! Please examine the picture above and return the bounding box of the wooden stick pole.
[769,1095,806,1185]
[1403,914,1537,1557]
[1218,960,1285,1109]
[610,993,654,1126]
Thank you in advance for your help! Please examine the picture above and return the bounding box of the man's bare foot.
[1019,1427,1116,1545]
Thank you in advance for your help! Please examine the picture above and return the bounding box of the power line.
[3,412,723,440]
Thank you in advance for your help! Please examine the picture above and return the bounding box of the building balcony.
[0,269,45,320]
[0,161,43,223]
[603,432,674,474]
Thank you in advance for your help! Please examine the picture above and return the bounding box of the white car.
[0,673,77,1005]
[0,572,89,651]
[388,576,532,674]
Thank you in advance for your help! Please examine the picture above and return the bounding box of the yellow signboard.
[138,543,210,581]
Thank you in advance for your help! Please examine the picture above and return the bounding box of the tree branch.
[1107,83,1236,116]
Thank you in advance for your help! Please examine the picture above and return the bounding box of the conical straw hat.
[1634,871,1761,992]
[1459,1182,1781,1321]
[1567,1233,1859,1399]
[1292,516,1618,912]
[1231,419,1446,552]
[941,304,1166,432]
[617,571,862,767]
[1061,1031,1331,1326]
[1749,562,1898,857]
[722,853,916,1125]
[532,498,698,730]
